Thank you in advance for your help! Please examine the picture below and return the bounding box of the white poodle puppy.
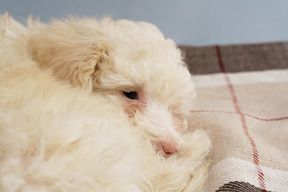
[0,13,211,192]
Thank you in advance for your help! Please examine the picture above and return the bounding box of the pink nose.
[160,141,180,156]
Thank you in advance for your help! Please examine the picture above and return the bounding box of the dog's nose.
[161,141,180,156]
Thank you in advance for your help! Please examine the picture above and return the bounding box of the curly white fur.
[0,13,211,192]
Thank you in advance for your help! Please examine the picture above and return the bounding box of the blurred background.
[1,0,288,46]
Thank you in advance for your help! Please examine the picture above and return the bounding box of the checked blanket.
[180,43,288,192]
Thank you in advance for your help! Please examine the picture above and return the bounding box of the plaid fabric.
[179,43,288,192]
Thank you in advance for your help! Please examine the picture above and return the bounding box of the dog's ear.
[29,25,112,92]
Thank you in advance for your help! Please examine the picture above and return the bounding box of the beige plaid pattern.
[184,43,288,192]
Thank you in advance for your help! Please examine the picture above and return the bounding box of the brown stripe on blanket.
[179,42,288,74]
[216,181,273,192]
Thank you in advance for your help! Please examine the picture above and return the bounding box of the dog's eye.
[123,91,138,100]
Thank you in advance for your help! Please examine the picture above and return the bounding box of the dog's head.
[29,18,195,157]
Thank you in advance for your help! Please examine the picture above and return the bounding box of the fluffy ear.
[29,24,112,92]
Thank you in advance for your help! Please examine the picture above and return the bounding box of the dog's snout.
[159,141,180,157]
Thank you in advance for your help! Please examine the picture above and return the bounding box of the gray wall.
[1,0,288,46]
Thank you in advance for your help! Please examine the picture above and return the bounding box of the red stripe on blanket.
[216,46,267,190]
[190,110,288,122]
